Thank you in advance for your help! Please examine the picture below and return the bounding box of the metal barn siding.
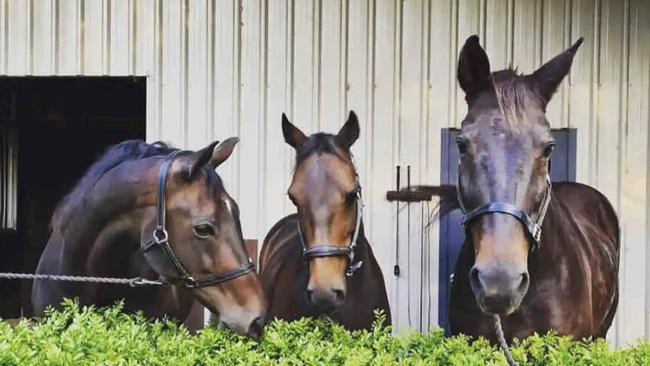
[1,0,648,346]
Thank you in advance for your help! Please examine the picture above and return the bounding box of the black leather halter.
[456,166,552,250]
[142,151,254,289]
[297,187,364,277]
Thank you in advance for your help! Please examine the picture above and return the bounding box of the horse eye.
[193,224,215,239]
[542,142,555,158]
[456,136,468,154]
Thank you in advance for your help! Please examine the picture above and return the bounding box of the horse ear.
[336,111,360,148]
[457,35,491,97]
[530,37,584,105]
[282,113,307,149]
[209,137,239,169]
[185,141,220,178]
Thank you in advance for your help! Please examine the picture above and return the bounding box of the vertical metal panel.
[32,0,55,75]
[512,0,541,73]
[0,0,648,345]
[426,0,455,328]
[623,0,650,343]
[57,0,81,75]
[211,0,238,198]
[346,0,372,278]
[370,0,399,327]
[542,0,570,126]
[263,0,291,241]
[81,0,105,75]
[108,0,131,75]
[159,0,184,144]
[318,0,345,131]
[291,0,318,131]
[568,0,597,181]
[238,0,263,239]
[186,0,209,150]
[6,0,29,75]
[134,0,155,76]
[597,0,626,345]
[0,0,6,73]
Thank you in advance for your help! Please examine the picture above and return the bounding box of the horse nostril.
[518,272,530,292]
[247,317,265,339]
[333,288,345,302]
[306,289,314,303]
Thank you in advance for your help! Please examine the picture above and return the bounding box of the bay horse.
[32,138,268,338]
[446,35,619,343]
[258,112,391,330]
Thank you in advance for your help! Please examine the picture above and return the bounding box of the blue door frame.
[438,128,577,332]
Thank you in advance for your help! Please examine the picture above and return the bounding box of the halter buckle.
[531,224,542,246]
[183,276,199,288]
[153,228,169,244]
[346,261,363,276]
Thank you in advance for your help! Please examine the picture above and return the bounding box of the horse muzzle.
[216,314,266,339]
[306,285,346,311]
[469,265,529,315]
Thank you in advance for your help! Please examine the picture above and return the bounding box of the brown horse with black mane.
[438,35,620,343]
[32,138,267,338]
[258,112,391,330]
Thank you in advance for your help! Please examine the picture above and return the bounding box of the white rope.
[0,272,166,287]
[493,314,520,366]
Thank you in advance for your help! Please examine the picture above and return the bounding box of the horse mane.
[295,133,352,166]
[51,140,176,232]
[491,69,541,130]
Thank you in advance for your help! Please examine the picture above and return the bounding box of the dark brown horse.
[443,35,619,343]
[32,138,268,337]
[258,112,391,330]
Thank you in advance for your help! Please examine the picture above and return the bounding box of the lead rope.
[0,272,165,287]
[493,314,520,366]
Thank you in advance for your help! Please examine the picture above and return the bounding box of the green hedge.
[0,300,648,365]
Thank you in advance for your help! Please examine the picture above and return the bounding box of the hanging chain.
[0,272,166,287]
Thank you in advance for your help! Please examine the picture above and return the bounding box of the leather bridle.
[296,184,364,277]
[456,163,552,250]
[142,151,255,289]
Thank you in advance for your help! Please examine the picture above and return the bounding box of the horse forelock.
[295,133,353,167]
[51,140,177,233]
[490,69,543,133]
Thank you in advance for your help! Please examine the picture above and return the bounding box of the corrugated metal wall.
[1,0,648,347]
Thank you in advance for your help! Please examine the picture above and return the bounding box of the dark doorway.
[0,77,146,318]
[438,128,577,333]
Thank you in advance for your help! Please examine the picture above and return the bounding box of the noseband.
[296,188,364,277]
[142,151,254,289]
[456,166,552,250]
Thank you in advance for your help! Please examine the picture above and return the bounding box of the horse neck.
[354,221,370,256]
[58,160,155,270]
[528,195,571,272]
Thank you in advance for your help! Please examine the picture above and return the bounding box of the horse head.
[282,112,362,312]
[456,35,583,315]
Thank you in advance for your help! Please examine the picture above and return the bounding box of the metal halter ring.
[153,228,168,244]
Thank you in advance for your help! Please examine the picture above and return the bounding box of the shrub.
[0,299,647,365]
